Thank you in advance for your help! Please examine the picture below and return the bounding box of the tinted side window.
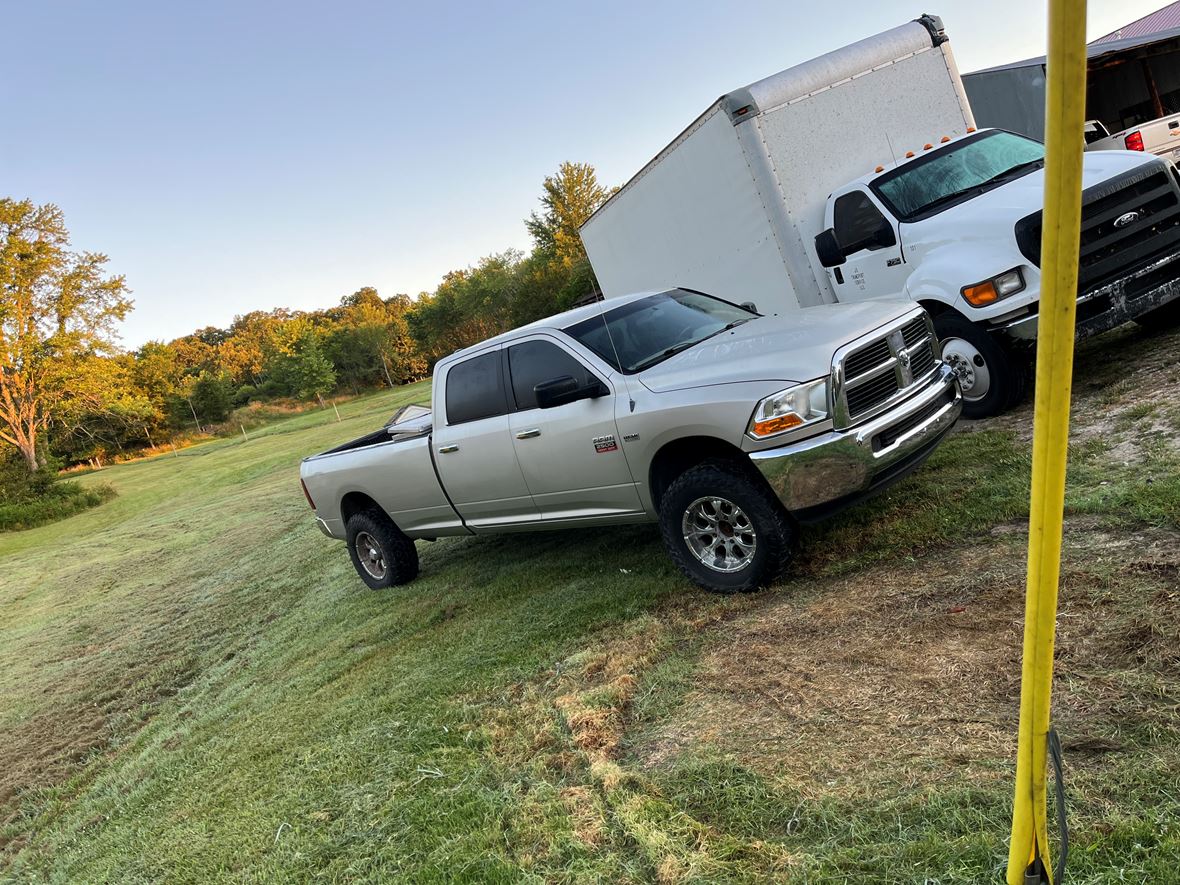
[445,351,508,424]
[834,191,890,252]
[508,340,597,410]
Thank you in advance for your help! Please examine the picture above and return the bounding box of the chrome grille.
[834,311,941,426]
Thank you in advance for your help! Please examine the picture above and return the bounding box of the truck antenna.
[884,131,899,167]
[595,291,636,413]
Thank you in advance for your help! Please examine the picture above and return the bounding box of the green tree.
[190,372,233,424]
[524,162,612,269]
[294,336,336,403]
[0,199,132,471]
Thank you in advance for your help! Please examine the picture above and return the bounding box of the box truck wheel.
[346,508,419,589]
[934,314,1025,418]
[658,459,794,593]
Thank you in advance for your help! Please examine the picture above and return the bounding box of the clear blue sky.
[2,0,1165,347]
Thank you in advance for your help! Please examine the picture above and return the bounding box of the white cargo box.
[580,14,974,314]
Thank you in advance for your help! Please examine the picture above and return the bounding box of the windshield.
[564,289,756,374]
[872,130,1045,221]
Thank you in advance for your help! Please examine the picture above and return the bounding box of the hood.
[902,151,1162,254]
[637,299,915,393]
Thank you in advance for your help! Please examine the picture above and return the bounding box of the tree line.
[0,162,613,474]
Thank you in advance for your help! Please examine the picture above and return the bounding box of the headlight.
[961,268,1025,307]
[747,379,828,438]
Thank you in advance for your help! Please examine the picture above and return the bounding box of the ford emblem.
[1113,210,1142,228]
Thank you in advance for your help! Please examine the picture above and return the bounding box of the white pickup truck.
[301,290,961,593]
[1084,112,1180,162]
[580,15,1180,418]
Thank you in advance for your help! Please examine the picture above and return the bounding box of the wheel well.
[918,299,952,318]
[648,436,748,512]
[339,491,382,526]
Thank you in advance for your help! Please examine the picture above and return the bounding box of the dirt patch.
[640,520,1180,798]
[961,324,1180,461]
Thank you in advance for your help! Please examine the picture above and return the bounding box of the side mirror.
[815,228,845,268]
[534,375,607,409]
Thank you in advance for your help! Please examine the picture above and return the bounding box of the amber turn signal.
[751,413,804,436]
[961,280,999,306]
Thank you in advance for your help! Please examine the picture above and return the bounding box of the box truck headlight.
[961,268,1025,307]
[748,379,828,438]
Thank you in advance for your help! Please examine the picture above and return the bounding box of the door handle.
[515,428,541,440]
[438,444,459,454]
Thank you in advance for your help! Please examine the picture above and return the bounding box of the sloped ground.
[1,325,1178,883]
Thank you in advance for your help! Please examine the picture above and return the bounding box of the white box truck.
[581,14,1180,417]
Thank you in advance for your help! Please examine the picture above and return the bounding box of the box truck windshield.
[873,131,1045,220]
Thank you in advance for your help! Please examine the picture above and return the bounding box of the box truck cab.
[580,14,1180,417]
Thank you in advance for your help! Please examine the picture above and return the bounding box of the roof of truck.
[440,290,666,362]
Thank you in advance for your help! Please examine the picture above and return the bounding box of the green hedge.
[0,481,116,532]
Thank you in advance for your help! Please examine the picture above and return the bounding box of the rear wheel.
[346,508,419,589]
[934,313,1026,418]
[658,460,794,593]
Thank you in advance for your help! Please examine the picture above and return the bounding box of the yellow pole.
[1007,0,1087,882]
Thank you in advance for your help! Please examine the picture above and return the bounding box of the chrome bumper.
[749,364,961,521]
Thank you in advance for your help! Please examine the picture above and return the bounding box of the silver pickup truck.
[300,289,962,592]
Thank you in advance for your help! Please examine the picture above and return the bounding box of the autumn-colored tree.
[0,199,132,471]
[524,162,613,269]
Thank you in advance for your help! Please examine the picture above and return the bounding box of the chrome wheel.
[354,531,387,580]
[941,336,991,402]
[682,496,757,574]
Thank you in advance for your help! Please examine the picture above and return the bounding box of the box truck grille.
[1015,164,1180,292]
[835,313,940,426]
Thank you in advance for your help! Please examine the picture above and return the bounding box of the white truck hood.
[637,299,915,393]
[901,151,1163,252]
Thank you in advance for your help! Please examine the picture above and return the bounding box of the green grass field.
[2,327,1179,884]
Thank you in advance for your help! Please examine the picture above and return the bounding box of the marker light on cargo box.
[967,126,976,133]
[905,150,915,158]
[924,143,933,150]
[941,135,951,143]
[1125,130,1144,151]
[875,165,885,172]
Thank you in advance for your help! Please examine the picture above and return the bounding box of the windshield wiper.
[908,160,1046,219]
[629,319,754,372]
[977,159,1044,187]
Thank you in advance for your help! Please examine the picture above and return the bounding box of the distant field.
[1,328,1178,883]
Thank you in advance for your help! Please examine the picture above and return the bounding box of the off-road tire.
[658,459,794,594]
[346,508,419,589]
[1133,298,1180,329]
[934,313,1026,418]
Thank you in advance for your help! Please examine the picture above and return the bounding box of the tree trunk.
[18,440,38,472]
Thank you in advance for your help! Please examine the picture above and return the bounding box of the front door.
[825,188,909,301]
[435,348,539,527]
[504,336,642,520]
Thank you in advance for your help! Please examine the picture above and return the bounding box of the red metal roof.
[1093,1,1180,44]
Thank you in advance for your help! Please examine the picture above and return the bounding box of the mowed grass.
[1,325,1179,883]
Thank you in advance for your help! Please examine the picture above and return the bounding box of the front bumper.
[749,364,961,523]
[997,248,1180,341]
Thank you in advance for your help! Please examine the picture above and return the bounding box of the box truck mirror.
[814,229,846,268]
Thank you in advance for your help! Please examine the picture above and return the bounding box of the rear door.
[504,335,642,520]
[434,348,540,527]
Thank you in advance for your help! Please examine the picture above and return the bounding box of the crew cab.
[301,290,961,593]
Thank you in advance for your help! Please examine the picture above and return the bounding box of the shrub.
[0,480,115,532]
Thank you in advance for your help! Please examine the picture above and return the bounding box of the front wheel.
[934,313,1026,419]
[658,460,794,593]
[346,508,419,589]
